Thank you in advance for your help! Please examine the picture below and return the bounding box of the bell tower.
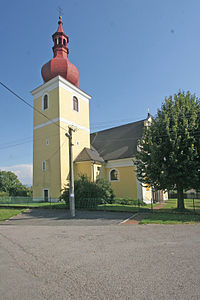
[31,17,91,201]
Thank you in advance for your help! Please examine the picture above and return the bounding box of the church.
[31,17,167,203]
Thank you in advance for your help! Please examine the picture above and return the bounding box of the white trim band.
[106,158,135,168]
[34,117,90,133]
[31,75,91,102]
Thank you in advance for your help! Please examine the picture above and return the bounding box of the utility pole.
[65,126,76,217]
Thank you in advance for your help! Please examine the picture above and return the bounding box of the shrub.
[60,175,115,208]
[0,192,9,197]
[113,197,147,206]
[95,178,115,203]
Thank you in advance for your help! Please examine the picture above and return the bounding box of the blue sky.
[1,0,200,184]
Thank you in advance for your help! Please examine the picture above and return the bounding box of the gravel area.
[0,209,200,299]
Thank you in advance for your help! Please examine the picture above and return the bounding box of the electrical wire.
[1,126,200,151]
[0,81,68,133]
[0,132,62,150]
[0,80,200,148]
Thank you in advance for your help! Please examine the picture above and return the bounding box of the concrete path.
[122,202,167,225]
[153,202,167,210]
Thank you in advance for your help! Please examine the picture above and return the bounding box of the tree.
[0,171,31,197]
[135,91,200,210]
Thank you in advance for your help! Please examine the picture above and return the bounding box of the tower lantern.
[52,16,69,58]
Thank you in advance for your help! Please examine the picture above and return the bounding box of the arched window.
[42,161,46,171]
[63,39,66,46]
[54,38,57,45]
[73,96,79,112]
[43,94,48,110]
[58,37,62,44]
[110,169,120,181]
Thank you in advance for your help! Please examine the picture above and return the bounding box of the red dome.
[41,17,79,88]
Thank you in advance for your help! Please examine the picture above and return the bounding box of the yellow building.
[76,114,167,203]
[31,17,167,203]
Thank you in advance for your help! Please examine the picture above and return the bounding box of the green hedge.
[113,198,147,206]
[60,175,115,208]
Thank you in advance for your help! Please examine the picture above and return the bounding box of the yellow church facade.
[31,17,167,203]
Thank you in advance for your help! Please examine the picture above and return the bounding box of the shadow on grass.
[96,204,150,213]
[155,207,200,215]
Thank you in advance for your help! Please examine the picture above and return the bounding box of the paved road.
[0,209,200,300]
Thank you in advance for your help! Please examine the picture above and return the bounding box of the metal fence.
[169,192,200,199]
[179,198,200,212]
[0,196,199,213]
[64,198,149,211]
[0,197,45,205]
[0,196,150,212]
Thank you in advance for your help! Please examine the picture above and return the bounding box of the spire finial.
[56,9,64,33]
[58,15,62,25]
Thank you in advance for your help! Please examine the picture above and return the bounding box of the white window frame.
[72,95,80,113]
[42,93,49,111]
[109,168,120,182]
[42,160,46,171]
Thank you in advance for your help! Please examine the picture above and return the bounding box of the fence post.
[193,197,195,213]
[151,198,153,212]
[138,198,140,212]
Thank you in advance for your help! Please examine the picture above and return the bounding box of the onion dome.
[41,16,79,87]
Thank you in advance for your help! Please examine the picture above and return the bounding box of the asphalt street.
[0,209,200,300]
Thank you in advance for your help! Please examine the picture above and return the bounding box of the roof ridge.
[91,119,145,135]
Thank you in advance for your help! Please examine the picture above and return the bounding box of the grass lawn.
[97,203,150,213]
[160,198,200,214]
[140,212,200,224]
[139,198,200,224]
[0,208,25,222]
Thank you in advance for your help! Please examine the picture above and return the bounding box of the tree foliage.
[135,91,200,209]
[0,171,32,197]
[60,175,115,206]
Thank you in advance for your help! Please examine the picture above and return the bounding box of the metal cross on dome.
[57,6,64,18]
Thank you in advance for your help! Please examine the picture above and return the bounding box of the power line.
[1,80,200,148]
[0,139,32,150]
[0,132,61,150]
[0,137,33,148]
[0,81,68,133]
[1,126,200,151]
